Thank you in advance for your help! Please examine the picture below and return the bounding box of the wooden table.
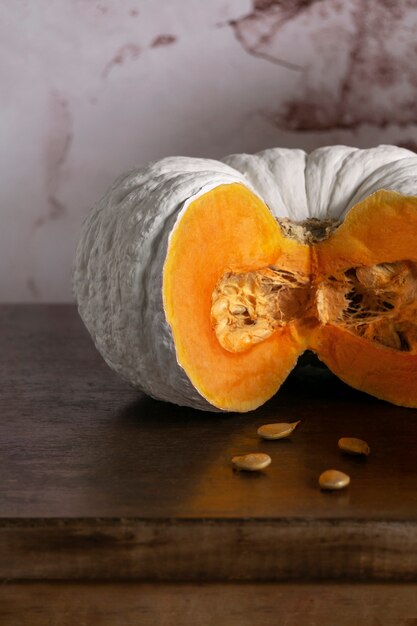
[1,305,416,624]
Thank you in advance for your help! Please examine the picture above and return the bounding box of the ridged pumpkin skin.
[73,145,417,412]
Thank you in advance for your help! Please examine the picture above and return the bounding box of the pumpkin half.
[73,145,417,411]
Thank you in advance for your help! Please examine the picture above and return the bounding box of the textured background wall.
[2,0,417,302]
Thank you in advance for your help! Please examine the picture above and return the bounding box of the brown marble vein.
[230,0,417,131]
[151,34,177,48]
[226,0,311,71]
[102,43,141,79]
[26,278,40,299]
[35,92,72,229]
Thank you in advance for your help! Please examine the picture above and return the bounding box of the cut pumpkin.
[163,183,309,411]
[313,191,417,407]
[73,146,417,411]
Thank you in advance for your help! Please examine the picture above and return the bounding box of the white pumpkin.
[73,145,417,412]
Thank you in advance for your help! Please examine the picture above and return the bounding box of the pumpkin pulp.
[163,184,417,410]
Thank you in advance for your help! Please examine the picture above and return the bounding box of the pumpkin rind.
[223,145,415,220]
[73,157,254,410]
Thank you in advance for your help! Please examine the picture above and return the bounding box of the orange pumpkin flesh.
[312,190,417,407]
[163,184,308,411]
[164,185,417,411]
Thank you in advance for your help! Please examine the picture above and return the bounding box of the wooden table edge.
[1,516,416,582]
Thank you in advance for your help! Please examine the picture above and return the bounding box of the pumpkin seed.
[319,469,350,490]
[232,453,271,472]
[230,305,247,315]
[338,437,370,456]
[257,420,301,440]
[356,263,399,288]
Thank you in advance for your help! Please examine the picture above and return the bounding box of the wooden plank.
[1,305,417,581]
[1,305,416,521]
[1,582,417,626]
[1,518,417,581]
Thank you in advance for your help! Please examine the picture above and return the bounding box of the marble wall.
[2,0,417,301]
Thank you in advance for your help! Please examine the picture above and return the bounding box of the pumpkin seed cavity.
[211,267,311,353]
[212,258,417,354]
[316,261,417,352]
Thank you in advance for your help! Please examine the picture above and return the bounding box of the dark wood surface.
[1,582,417,626]
[1,305,417,582]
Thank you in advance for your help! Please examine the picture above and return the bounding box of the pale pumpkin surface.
[73,145,417,411]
